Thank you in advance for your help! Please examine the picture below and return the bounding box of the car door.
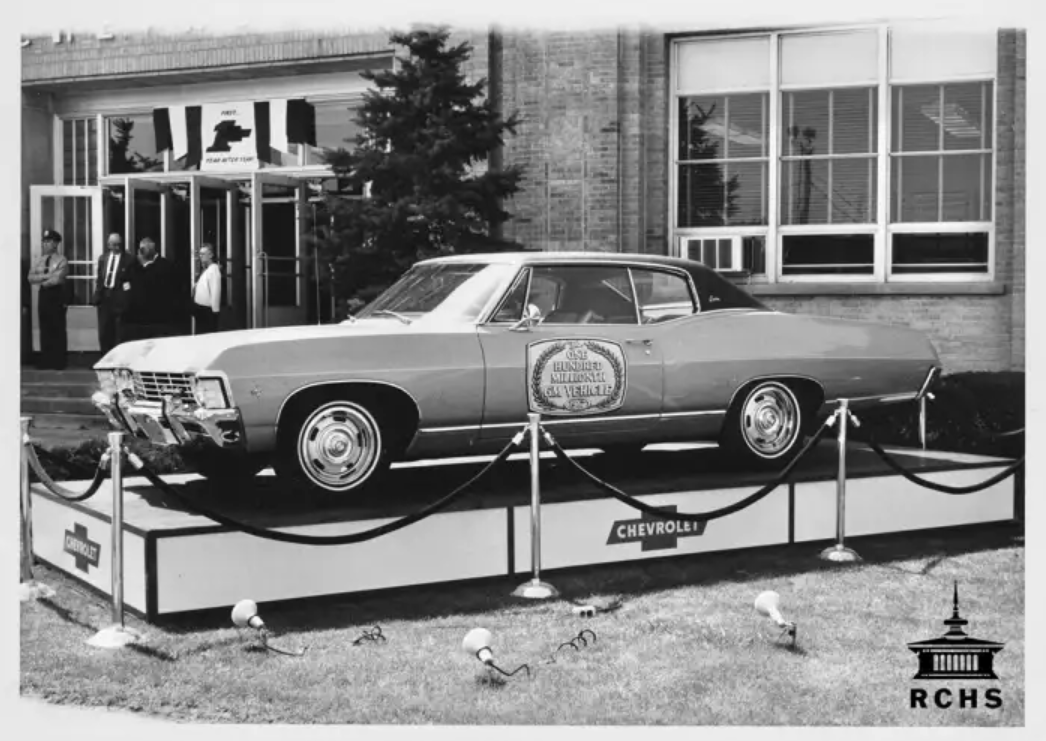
[476,263,665,443]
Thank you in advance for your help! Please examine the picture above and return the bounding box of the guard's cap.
[42,229,62,243]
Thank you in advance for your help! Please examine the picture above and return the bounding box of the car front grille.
[132,372,195,403]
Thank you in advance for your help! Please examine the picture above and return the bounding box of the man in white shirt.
[93,233,136,354]
[192,243,222,334]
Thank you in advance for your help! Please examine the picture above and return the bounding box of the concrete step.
[21,381,98,397]
[21,396,102,416]
[26,410,110,429]
[20,368,98,384]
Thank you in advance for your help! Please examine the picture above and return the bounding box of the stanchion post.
[513,413,558,599]
[918,392,935,450]
[820,400,861,563]
[19,417,55,602]
[87,433,143,648]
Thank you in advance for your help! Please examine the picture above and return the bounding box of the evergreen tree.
[312,28,524,314]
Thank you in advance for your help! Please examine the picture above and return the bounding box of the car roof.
[419,250,710,274]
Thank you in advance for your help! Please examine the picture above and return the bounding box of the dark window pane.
[532,265,637,325]
[679,96,726,161]
[723,161,767,226]
[893,85,941,153]
[943,82,991,151]
[742,236,766,276]
[781,234,875,275]
[311,101,363,159]
[724,94,766,158]
[782,159,828,225]
[782,90,830,157]
[88,118,98,185]
[831,157,878,224]
[632,268,696,323]
[108,116,164,174]
[680,162,768,227]
[833,87,878,155]
[491,269,529,323]
[892,155,940,222]
[892,232,989,274]
[63,119,74,185]
[942,153,991,221]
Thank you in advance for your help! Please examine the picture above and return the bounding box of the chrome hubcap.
[298,403,381,492]
[741,384,799,458]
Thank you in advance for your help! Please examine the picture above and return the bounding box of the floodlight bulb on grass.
[755,591,797,644]
[463,628,494,664]
[232,599,265,631]
[462,628,529,678]
[754,591,786,626]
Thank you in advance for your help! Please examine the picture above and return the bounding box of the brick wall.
[497,29,667,254]
[21,29,392,82]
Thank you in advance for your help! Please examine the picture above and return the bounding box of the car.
[92,252,941,496]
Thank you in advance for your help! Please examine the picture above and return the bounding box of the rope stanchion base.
[819,544,861,563]
[19,581,56,602]
[87,624,145,649]
[512,579,559,600]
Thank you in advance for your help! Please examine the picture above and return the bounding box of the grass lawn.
[20,523,1023,726]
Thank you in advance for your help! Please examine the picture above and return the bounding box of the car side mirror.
[510,303,543,332]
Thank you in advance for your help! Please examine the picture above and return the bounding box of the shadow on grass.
[149,521,1022,638]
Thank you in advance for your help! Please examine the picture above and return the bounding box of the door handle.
[625,339,653,347]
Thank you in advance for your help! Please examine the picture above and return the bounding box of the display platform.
[29,442,1019,621]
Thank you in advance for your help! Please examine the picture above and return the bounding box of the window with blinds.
[780,88,878,226]
[677,93,769,228]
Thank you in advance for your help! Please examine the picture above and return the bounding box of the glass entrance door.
[29,186,103,352]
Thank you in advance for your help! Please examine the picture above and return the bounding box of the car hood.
[95,320,427,373]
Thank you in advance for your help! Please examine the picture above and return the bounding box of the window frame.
[669,24,998,285]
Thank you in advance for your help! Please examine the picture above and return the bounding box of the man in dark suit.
[93,232,136,354]
[27,229,70,369]
[124,237,183,340]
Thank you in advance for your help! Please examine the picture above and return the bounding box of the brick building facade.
[20,22,1026,371]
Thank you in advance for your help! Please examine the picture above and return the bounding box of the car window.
[491,269,530,323]
[531,265,638,325]
[631,268,698,323]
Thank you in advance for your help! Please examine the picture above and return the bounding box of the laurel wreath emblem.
[529,339,627,415]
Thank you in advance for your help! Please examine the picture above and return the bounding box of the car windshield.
[357,262,517,322]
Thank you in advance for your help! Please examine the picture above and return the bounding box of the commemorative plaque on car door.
[526,339,627,416]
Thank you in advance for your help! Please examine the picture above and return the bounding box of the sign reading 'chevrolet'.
[63,523,100,573]
[606,506,707,552]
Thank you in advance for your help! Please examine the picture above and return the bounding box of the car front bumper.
[92,391,245,449]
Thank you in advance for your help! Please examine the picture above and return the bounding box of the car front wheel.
[720,380,804,469]
[275,397,391,496]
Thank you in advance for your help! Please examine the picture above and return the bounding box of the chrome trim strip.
[824,392,919,406]
[660,410,727,418]
[419,409,727,434]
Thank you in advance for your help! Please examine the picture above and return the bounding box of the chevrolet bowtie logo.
[63,523,101,573]
[606,506,707,552]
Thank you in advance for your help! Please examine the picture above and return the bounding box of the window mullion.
[767,32,780,283]
[876,24,890,281]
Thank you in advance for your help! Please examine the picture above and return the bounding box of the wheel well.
[277,382,421,456]
[728,376,826,434]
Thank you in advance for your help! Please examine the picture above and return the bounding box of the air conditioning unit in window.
[683,236,743,271]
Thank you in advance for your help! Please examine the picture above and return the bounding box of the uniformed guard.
[27,229,69,370]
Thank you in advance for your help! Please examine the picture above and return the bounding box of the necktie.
[105,253,117,289]
[45,255,51,271]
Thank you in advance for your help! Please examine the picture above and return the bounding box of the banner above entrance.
[153,99,317,172]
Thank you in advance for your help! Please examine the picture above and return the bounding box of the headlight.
[191,376,230,409]
[96,370,117,395]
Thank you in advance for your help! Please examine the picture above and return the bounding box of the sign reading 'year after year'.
[526,338,627,416]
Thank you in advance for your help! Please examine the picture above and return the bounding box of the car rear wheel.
[275,397,391,496]
[721,380,804,469]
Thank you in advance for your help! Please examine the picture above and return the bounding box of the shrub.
[856,371,1024,458]
[30,437,188,482]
